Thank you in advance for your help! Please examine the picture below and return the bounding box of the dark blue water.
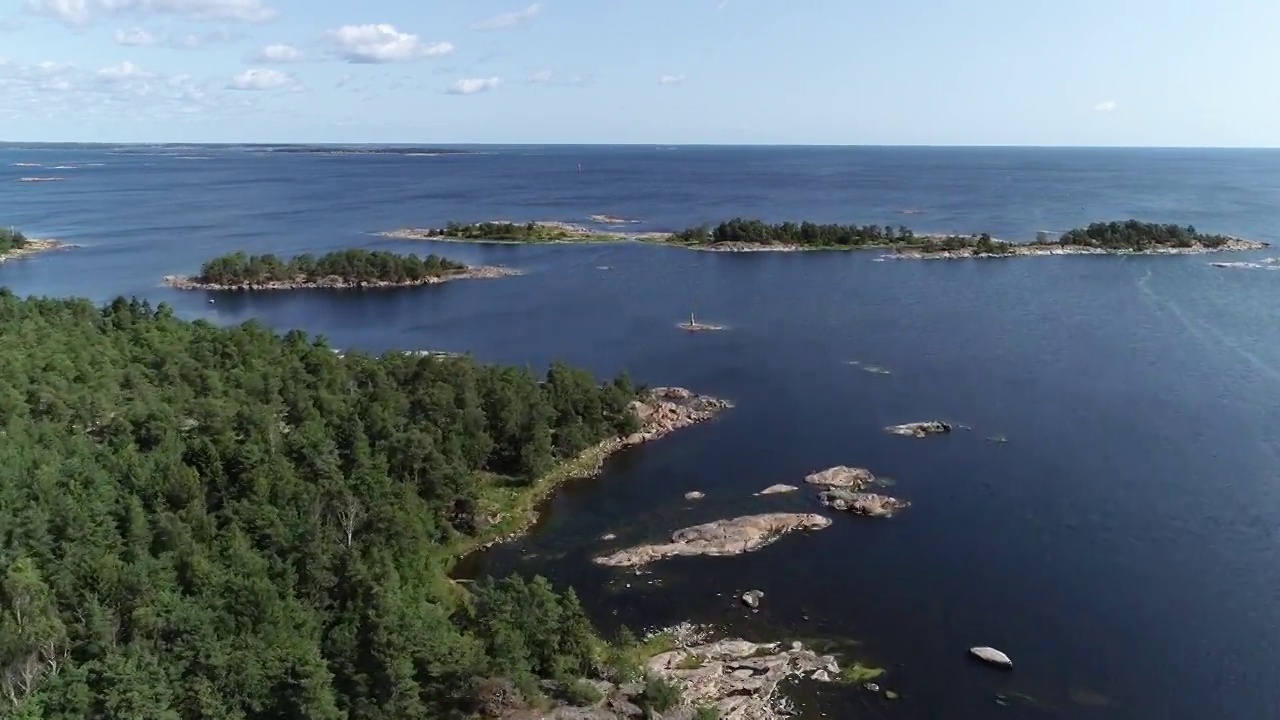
[6,145,1280,720]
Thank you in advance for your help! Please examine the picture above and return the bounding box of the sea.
[4,144,1280,720]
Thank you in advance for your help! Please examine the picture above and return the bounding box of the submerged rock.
[592,513,831,567]
[756,484,799,496]
[803,466,876,490]
[886,420,953,438]
[969,646,1013,669]
[819,489,909,518]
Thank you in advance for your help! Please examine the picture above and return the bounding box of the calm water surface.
[5,145,1280,720]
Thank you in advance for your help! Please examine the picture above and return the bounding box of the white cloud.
[28,0,275,26]
[527,70,590,87]
[97,60,153,80]
[255,43,302,62]
[227,67,292,90]
[113,26,154,45]
[1093,100,1117,113]
[329,23,453,63]
[659,74,685,86]
[472,2,540,31]
[445,76,500,95]
[26,0,91,25]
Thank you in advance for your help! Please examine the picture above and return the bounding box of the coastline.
[0,238,69,265]
[161,264,519,291]
[379,222,673,245]
[453,387,731,560]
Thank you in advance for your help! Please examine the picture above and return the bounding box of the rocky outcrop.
[0,238,68,265]
[969,646,1013,669]
[886,421,952,438]
[755,484,798,496]
[819,488,909,518]
[646,638,840,720]
[889,237,1268,260]
[163,265,519,291]
[740,590,763,608]
[620,387,731,447]
[592,513,831,567]
[804,466,876,490]
[684,491,705,501]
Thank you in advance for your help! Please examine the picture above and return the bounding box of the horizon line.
[3,141,1280,151]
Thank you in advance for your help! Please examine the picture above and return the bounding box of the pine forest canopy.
[0,227,29,254]
[0,289,652,719]
[196,249,468,285]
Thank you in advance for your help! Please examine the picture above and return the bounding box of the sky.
[1,0,1278,145]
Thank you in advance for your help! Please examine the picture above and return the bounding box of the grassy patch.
[675,653,705,670]
[841,663,885,684]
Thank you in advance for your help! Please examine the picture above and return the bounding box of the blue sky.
[1,0,1277,145]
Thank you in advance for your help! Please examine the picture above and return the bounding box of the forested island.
[164,248,519,291]
[0,290,757,718]
[383,221,671,244]
[0,225,66,263]
[385,218,1264,257]
[670,218,1265,256]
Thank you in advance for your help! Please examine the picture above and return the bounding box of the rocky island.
[0,226,67,264]
[382,220,670,244]
[593,513,831,567]
[384,217,1265,258]
[805,466,909,518]
[163,248,518,291]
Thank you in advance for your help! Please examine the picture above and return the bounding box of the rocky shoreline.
[162,265,519,291]
[466,387,732,554]
[0,238,69,265]
[886,237,1267,259]
[380,221,671,244]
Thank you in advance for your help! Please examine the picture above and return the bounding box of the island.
[671,218,1265,256]
[381,220,671,244]
[0,289,813,720]
[163,248,519,291]
[0,225,66,264]
[384,217,1266,257]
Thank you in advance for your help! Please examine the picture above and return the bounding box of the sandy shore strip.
[162,265,520,291]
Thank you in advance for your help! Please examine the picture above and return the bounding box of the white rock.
[969,646,1012,669]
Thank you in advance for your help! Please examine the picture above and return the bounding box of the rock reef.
[619,387,731,447]
[592,513,831,567]
[162,265,519,291]
[886,421,952,438]
[818,489,909,518]
[804,465,876,489]
[755,484,799,496]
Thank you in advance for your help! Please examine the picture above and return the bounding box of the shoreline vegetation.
[163,248,519,291]
[0,226,67,263]
[0,293,786,719]
[384,218,1268,257]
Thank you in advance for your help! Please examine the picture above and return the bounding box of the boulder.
[684,491,706,501]
[886,421,953,438]
[969,646,1013,669]
[741,590,763,608]
[803,466,876,490]
[755,484,799,496]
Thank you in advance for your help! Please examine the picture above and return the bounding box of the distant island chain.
[382,218,1267,257]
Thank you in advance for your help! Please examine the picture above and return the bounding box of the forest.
[195,249,467,286]
[0,290,667,719]
[1055,220,1233,249]
[668,218,924,248]
[0,227,29,254]
[428,222,581,242]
